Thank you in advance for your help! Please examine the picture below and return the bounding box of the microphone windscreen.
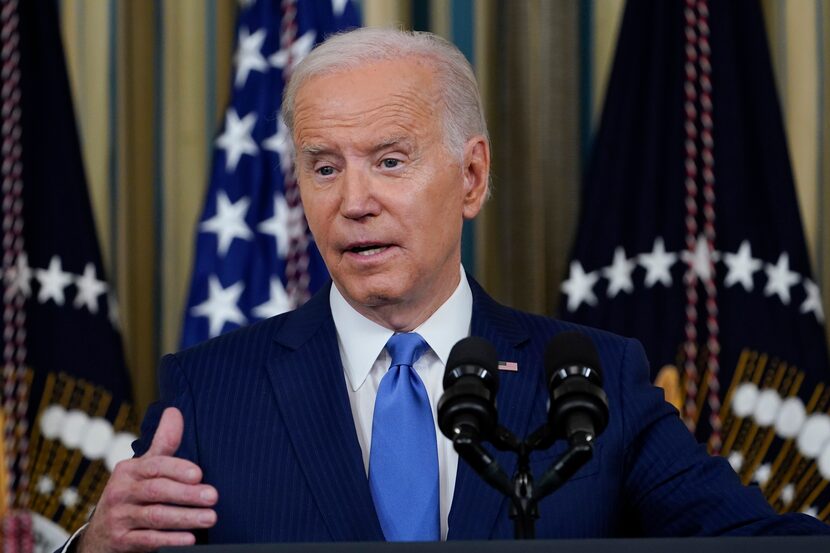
[446,336,499,373]
[544,331,602,381]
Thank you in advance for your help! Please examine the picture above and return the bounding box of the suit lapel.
[265,285,383,541]
[447,278,544,540]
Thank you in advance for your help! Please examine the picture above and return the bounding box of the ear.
[461,135,490,220]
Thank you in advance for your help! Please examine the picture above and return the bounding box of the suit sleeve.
[131,353,200,465]
[617,338,829,535]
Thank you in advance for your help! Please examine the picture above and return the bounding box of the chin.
[339,274,403,306]
[355,289,399,308]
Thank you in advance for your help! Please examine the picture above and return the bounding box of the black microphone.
[437,336,513,498]
[544,331,609,442]
[437,336,500,441]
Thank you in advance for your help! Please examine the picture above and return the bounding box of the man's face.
[292,56,489,330]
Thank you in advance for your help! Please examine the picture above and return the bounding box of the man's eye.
[381,158,401,169]
[317,166,335,176]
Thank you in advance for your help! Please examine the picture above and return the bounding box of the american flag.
[181,0,360,348]
[498,361,519,372]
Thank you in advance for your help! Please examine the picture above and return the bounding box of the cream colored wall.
[362,0,412,27]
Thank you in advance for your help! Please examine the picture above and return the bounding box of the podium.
[161,536,830,553]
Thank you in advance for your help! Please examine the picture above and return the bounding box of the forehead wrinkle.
[302,99,430,133]
[296,109,433,156]
[293,70,442,152]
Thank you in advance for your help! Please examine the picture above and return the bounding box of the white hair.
[281,27,490,159]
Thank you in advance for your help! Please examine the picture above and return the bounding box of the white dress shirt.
[331,266,472,541]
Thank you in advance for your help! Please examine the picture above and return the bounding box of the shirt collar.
[330,265,473,392]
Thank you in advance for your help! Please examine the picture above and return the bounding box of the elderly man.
[75,28,827,552]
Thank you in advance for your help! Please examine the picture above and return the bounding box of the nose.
[339,166,381,220]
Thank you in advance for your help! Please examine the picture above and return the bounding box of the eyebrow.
[370,136,412,153]
[299,144,334,157]
[299,136,415,158]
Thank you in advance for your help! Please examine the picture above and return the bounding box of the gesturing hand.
[78,407,218,552]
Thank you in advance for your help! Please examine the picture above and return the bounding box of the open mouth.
[347,244,390,256]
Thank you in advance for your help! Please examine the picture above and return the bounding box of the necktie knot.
[386,332,428,368]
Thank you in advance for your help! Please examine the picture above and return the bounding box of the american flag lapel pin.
[498,361,518,372]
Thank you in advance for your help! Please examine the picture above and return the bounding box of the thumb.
[146,407,184,457]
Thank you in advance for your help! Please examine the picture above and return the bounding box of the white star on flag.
[252,277,293,319]
[74,263,108,314]
[602,247,635,298]
[262,117,294,172]
[35,255,73,306]
[257,193,299,257]
[270,30,316,71]
[723,240,762,292]
[200,191,254,256]
[234,27,269,88]
[801,279,825,322]
[638,237,677,288]
[191,275,247,337]
[680,235,717,281]
[5,250,32,300]
[763,252,800,305]
[561,261,599,312]
[215,109,259,172]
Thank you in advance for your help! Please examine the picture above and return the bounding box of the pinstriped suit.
[134,276,829,542]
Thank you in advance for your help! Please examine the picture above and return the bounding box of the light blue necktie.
[369,332,439,541]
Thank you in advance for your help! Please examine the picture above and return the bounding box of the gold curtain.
[60,0,237,414]
[59,0,830,413]
[476,1,581,315]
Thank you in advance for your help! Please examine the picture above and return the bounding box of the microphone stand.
[452,423,596,540]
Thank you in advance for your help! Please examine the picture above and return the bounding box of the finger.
[132,478,217,507]
[131,454,204,484]
[146,407,184,457]
[129,504,217,530]
[116,529,196,551]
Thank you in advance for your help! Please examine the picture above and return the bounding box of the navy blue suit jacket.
[135,278,828,542]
